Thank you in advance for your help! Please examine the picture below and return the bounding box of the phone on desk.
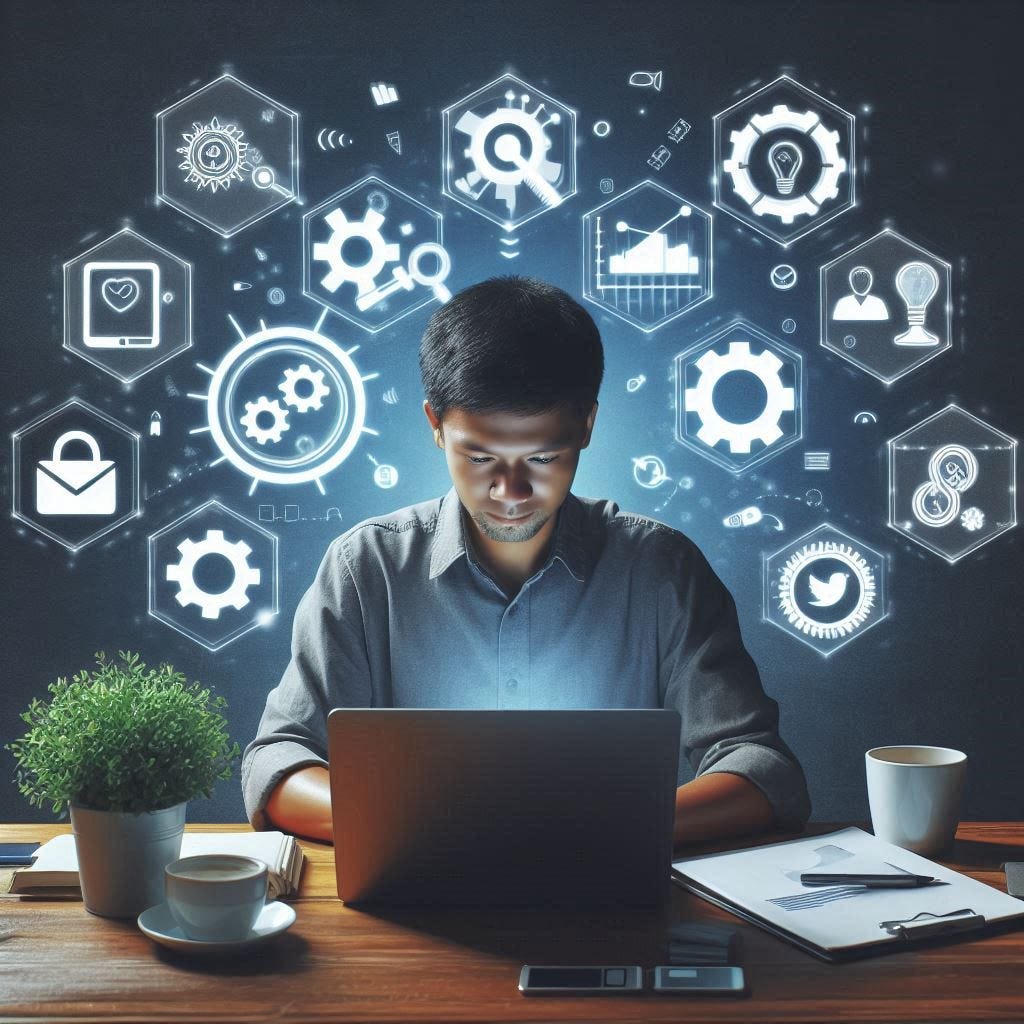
[0,842,40,865]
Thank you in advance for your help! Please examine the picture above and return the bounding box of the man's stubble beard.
[469,508,551,543]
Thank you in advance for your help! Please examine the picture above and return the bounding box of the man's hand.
[264,764,333,843]
[673,771,776,850]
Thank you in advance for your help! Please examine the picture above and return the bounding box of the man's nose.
[490,467,533,502]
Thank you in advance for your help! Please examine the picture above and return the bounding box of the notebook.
[6,831,304,901]
[672,827,1024,961]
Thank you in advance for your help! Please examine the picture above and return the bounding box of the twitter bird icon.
[808,572,849,607]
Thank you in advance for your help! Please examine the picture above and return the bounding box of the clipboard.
[671,828,1024,962]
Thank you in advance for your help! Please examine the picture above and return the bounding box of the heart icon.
[101,276,140,314]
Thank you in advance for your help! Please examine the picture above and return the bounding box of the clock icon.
[770,264,798,290]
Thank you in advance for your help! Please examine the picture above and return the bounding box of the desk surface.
[1,821,1022,1023]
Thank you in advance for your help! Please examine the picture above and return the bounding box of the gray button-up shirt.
[241,487,811,832]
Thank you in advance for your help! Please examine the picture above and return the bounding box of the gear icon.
[240,395,289,445]
[961,507,985,532]
[722,104,846,225]
[777,540,876,640]
[684,340,795,453]
[165,529,261,620]
[311,206,400,297]
[177,117,249,192]
[279,364,330,413]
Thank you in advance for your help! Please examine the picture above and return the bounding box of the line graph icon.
[583,180,712,332]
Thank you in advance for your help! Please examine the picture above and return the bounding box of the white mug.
[865,745,967,857]
[165,854,268,942]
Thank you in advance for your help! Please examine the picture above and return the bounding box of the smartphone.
[0,842,41,865]
[652,965,747,995]
[519,965,643,995]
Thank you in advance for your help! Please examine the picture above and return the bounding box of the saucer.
[137,899,296,954]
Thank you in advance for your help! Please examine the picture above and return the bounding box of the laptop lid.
[327,708,681,906]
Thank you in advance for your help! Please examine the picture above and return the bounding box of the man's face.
[424,403,596,544]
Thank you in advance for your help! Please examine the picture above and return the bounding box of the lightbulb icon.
[768,141,802,195]
[893,261,940,346]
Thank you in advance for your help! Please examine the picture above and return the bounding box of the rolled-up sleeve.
[241,536,373,831]
[657,540,811,832]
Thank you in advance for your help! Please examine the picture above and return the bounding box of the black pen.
[800,872,936,887]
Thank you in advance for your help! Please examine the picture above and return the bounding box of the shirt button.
[506,678,518,690]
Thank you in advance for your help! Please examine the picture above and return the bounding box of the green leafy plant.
[5,650,241,816]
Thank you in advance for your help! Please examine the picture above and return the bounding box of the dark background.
[1,0,1021,827]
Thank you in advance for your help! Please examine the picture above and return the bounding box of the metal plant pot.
[69,801,187,918]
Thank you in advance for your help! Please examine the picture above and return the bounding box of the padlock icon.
[35,430,117,516]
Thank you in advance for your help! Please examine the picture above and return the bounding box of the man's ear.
[423,401,443,447]
[579,402,598,450]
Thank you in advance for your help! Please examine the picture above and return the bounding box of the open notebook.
[7,831,304,901]
[672,827,1024,961]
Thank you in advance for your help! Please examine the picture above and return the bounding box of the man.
[241,276,810,848]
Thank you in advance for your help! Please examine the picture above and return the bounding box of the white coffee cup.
[165,854,268,941]
[865,745,967,857]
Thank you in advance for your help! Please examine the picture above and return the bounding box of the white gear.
[777,540,875,640]
[960,507,985,532]
[279,364,330,413]
[166,530,261,620]
[312,206,400,296]
[684,340,795,454]
[240,395,289,445]
[722,104,847,224]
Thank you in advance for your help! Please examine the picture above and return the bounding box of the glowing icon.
[370,82,399,106]
[647,145,671,171]
[767,140,802,195]
[166,529,261,619]
[83,262,160,349]
[667,118,691,143]
[676,321,802,474]
[583,180,712,332]
[626,374,647,393]
[599,178,614,194]
[782,318,797,334]
[35,431,117,516]
[723,505,782,531]
[832,266,889,321]
[387,130,402,155]
[150,411,162,437]
[910,444,979,528]
[770,264,798,290]
[443,74,577,230]
[893,261,940,346]
[804,451,831,471]
[267,287,286,305]
[628,70,663,91]
[765,524,888,656]
[179,117,247,192]
[853,410,878,424]
[382,387,399,405]
[632,455,669,489]
[593,120,611,138]
[317,129,352,151]
[888,405,1017,562]
[373,463,398,489]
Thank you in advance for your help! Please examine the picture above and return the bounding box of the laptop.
[326,708,681,906]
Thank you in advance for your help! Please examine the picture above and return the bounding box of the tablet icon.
[83,262,160,348]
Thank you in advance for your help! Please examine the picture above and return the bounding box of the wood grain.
[1,822,1022,1022]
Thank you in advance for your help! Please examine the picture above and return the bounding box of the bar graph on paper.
[593,206,708,320]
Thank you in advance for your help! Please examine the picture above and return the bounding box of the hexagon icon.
[888,405,1017,563]
[12,397,141,552]
[764,524,888,656]
[821,229,952,384]
[442,73,577,230]
[582,180,712,333]
[303,176,451,334]
[713,75,855,246]
[675,320,803,474]
[63,228,191,384]
[156,74,299,237]
[149,500,279,651]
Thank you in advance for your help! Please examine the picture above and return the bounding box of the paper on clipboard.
[672,827,1024,957]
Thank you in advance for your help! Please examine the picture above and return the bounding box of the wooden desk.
[1,822,1022,1022]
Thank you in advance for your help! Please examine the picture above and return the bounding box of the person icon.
[832,266,890,321]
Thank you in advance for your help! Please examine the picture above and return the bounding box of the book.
[8,831,304,901]
[672,827,1024,962]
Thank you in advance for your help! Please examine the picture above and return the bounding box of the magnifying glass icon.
[406,243,452,303]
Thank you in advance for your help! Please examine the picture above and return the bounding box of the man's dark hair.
[419,276,604,421]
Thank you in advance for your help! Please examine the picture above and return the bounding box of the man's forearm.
[673,770,776,849]
[264,764,334,843]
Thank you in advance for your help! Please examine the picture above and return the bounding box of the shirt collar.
[428,487,590,583]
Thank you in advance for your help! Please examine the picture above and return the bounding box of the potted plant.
[5,650,241,919]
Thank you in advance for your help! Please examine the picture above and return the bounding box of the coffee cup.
[165,854,268,941]
[865,745,967,857]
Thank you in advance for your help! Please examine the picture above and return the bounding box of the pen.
[800,872,936,887]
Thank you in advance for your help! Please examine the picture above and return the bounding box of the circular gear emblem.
[178,117,249,192]
[203,320,369,487]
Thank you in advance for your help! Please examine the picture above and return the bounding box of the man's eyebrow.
[455,437,574,453]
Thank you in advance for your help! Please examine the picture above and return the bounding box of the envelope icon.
[36,430,117,516]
